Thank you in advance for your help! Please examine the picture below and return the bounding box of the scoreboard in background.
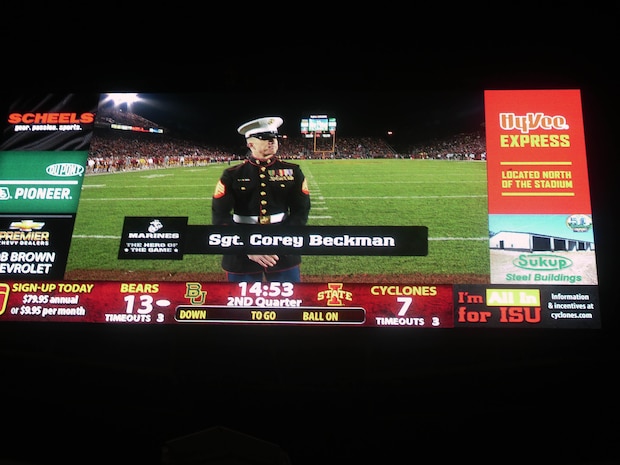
[0,90,601,329]
[300,114,337,138]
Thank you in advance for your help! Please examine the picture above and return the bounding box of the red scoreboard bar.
[0,281,452,327]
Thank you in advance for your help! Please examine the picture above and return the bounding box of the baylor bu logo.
[317,283,353,306]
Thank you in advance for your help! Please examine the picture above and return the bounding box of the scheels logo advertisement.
[7,112,96,132]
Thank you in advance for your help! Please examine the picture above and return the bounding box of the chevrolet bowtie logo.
[9,220,45,231]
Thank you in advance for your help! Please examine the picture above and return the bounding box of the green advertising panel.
[0,151,88,214]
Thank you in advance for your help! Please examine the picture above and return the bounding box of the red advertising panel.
[484,90,598,290]
[484,89,591,214]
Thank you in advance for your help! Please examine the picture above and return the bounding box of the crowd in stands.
[87,130,235,173]
[402,131,486,160]
[276,135,399,159]
[86,127,486,174]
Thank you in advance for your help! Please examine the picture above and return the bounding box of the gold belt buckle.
[259,216,271,224]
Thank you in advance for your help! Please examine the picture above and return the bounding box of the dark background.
[1,7,617,465]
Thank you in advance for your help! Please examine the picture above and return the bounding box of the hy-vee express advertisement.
[0,90,600,328]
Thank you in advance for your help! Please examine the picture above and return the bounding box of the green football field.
[65,159,490,280]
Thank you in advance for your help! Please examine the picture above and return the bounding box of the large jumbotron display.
[0,90,600,328]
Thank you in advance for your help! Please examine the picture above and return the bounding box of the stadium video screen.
[0,90,600,328]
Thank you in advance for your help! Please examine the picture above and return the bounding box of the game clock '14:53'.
[238,282,294,298]
[229,282,302,307]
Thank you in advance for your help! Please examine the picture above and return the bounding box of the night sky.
[97,89,486,149]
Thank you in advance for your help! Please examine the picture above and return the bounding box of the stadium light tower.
[101,93,142,111]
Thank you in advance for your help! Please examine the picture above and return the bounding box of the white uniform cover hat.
[237,116,284,138]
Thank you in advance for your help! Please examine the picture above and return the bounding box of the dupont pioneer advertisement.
[0,90,600,328]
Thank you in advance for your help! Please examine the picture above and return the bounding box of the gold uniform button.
[261,200,267,205]
[260,191,266,196]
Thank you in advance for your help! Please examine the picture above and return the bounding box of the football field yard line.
[77,195,486,201]
[71,234,489,241]
[78,197,212,201]
[321,195,487,199]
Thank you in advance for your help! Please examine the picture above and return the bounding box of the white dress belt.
[233,212,286,224]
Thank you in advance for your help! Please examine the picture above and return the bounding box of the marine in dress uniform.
[212,116,311,282]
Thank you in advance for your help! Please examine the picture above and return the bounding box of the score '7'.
[397,297,412,316]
